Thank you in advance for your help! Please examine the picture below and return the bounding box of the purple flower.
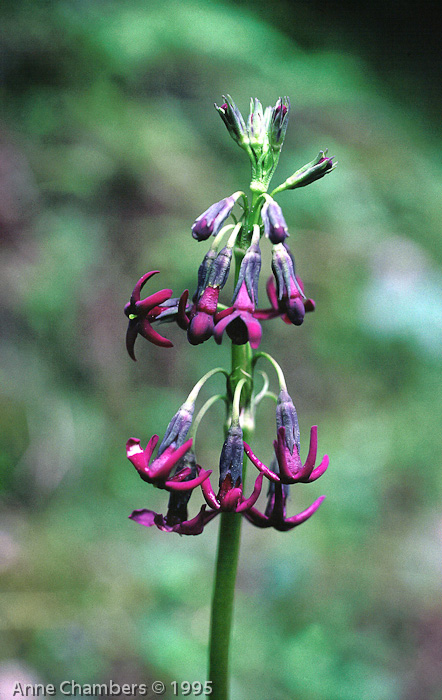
[213,238,262,348]
[201,470,263,513]
[270,244,314,326]
[129,450,218,535]
[180,243,233,345]
[126,435,211,492]
[244,387,329,485]
[244,424,329,485]
[261,198,289,244]
[187,286,220,345]
[191,193,240,241]
[254,276,315,325]
[214,283,262,348]
[243,479,325,531]
[198,422,264,512]
[130,505,218,535]
[124,271,174,360]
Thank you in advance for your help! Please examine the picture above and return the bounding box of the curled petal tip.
[309,454,329,481]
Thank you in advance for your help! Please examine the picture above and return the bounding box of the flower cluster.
[124,95,335,537]
[127,382,328,535]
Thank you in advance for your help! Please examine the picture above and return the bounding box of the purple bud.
[207,245,233,289]
[219,423,244,486]
[261,198,289,244]
[272,244,297,299]
[191,194,239,241]
[269,97,290,149]
[158,401,195,455]
[194,248,218,301]
[276,389,300,455]
[214,95,248,146]
[232,240,261,307]
[284,150,336,189]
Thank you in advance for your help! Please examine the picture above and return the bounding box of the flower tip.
[126,437,142,456]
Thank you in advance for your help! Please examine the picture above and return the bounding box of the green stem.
[208,342,253,700]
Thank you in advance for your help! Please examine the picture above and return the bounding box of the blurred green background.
[1,1,441,699]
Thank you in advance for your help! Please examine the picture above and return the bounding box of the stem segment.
[208,342,253,700]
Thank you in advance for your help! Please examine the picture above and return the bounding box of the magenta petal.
[213,310,239,344]
[237,474,264,512]
[243,506,271,528]
[214,307,234,322]
[136,288,173,313]
[132,271,160,302]
[244,442,279,482]
[126,323,139,361]
[247,316,262,349]
[274,428,303,482]
[219,487,242,511]
[166,469,212,492]
[200,474,221,510]
[188,312,214,345]
[129,509,157,527]
[138,319,173,348]
[177,506,219,535]
[253,307,280,320]
[303,426,318,471]
[150,438,193,482]
[308,454,329,482]
[266,277,279,310]
[284,495,326,527]
[126,437,147,471]
[177,290,190,329]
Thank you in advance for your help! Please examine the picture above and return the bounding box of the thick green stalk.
[208,342,253,700]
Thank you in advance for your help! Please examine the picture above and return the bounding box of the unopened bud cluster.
[124,95,335,535]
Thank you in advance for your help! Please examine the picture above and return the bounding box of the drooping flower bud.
[219,422,244,487]
[194,247,218,301]
[207,245,233,289]
[271,243,306,326]
[276,389,300,456]
[157,400,195,455]
[261,197,289,244]
[192,193,241,241]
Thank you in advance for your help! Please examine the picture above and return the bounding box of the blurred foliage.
[1,1,442,699]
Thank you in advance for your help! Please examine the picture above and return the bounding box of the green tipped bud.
[273,150,336,194]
